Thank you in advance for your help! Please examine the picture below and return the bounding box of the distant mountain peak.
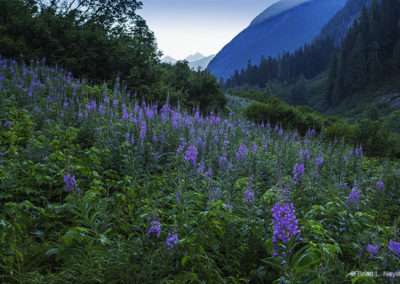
[161,56,177,64]
[250,0,311,26]
[185,52,205,62]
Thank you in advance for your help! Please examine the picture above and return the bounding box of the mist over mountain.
[189,54,215,70]
[161,56,177,64]
[207,0,347,80]
[161,53,214,70]
[185,52,206,62]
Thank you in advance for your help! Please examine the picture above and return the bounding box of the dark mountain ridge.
[207,0,347,80]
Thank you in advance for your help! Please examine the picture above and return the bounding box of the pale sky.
[138,0,279,60]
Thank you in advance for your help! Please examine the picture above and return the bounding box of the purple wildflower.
[185,146,198,167]
[205,168,213,179]
[166,233,178,250]
[389,240,400,259]
[3,121,11,128]
[272,203,301,244]
[348,189,360,205]
[197,163,205,174]
[293,163,305,182]
[366,244,378,258]
[147,221,161,238]
[252,144,258,153]
[64,173,79,192]
[376,181,384,190]
[236,145,248,160]
[243,187,255,205]
[315,157,324,167]
[139,120,146,142]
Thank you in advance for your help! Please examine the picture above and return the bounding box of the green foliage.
[0,0,225,112]
[242,93,400,158]
[327,0,400,106]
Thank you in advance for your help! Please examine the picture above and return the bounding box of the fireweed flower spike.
[184,146,198,167]
[315,157,324,167]
[389,240,400,259]
[64,173,79,192]
[365,244,378,258]
[272,203,301,245]
[348,189,360,206]
[166,232,178,250]
[376,181,384,190]
[147,221,161,238]
[293,163,305,182]
[236,145,248,161]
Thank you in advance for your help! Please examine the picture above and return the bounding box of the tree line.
[224,0,400,110]
[0,0,226,111]
[326,0,400,106]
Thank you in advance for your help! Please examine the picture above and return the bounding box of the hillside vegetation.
[224,0,400,124]
[1,0,400,283]
[1,55,400,283]
[0,0,225,112]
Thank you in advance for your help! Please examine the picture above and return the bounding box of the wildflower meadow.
[1,55,400,283]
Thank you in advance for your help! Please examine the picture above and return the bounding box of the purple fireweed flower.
[348,189,360,205]
[166,233,178,250]
[272,203,301,244]
[344,157,348,163]
[64,173,79,192]
[218,155,229,168]
[376,181,384,190]
[122,109,129,120]
[315,157,324,166]
[306,129,316,138]
[366,244,378,258]
[147,221,161,238]
[205,168,213,179]
[389,240,400,259]
[185,146,198,167]
[197,163,205,174]
[104,97,110,104]
[274,125,280,133]
[293,163,305,182]
[252,144,258,153]
[236,145,248,161]
[243,187,255,205]
[4,121,11,128]
[139,120,146,142]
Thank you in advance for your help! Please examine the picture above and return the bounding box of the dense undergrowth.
[228,90,400,159]
[1,56,400,283]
